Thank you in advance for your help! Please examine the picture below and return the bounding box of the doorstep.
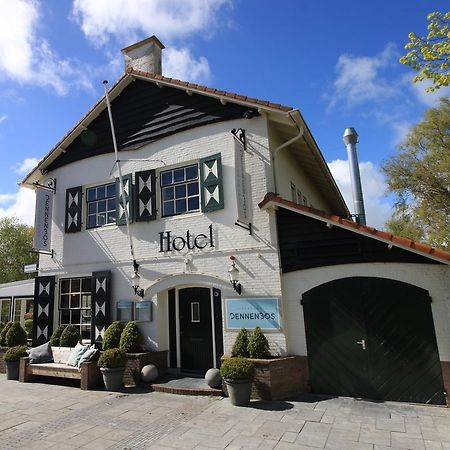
[150,375,223,396]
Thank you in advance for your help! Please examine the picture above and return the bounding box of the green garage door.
[302,277,445,405]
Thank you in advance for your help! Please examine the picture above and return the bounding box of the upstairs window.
[160,164,200,217]
[86,182,116,228]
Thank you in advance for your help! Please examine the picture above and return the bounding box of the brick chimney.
[121,35,165,75]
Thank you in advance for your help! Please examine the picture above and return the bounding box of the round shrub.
[59,325,80,347]
[231,328,249,358]
[247,326,270,359]
[24,319,33,339]
[119,321,142,353]
[6,323,27,347]
[103,321,123,351]
[0,322,5,334]
[4,345,28,362]
[50,325,67,346]
[0,322,13,346]
[98,348,126,369]
[220,357,254,380]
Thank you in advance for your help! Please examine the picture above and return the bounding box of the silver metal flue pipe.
[343,128,366,225]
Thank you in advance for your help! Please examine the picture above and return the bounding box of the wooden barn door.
[303,277,445,405]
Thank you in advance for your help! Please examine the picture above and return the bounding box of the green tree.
[400,11,450,91]
[381,98,450,249]
[0,217,37,283]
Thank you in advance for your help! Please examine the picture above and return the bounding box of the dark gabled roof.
[259,193,450,265]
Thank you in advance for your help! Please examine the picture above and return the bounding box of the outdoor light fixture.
[131,263,145,298]
[228,256,242,295]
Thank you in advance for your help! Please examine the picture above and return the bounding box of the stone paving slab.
[0,375,449,449]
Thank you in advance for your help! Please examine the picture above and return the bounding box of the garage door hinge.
[300,297,304,305]
[428,295,432,303]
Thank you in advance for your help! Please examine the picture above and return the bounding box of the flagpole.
[102,80,139,277]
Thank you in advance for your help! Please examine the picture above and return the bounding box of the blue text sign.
[225,298,280,330]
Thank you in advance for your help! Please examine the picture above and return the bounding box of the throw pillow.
[77,346,99,368]
[67,343,89,367]
[28,342,54,364]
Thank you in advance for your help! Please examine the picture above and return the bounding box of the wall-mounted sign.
[23,263,38,274]
[117,301,133,323]
[135,301,152,322]
[33,187,53,252]
[159,224,214,252]
[225,297,280,330]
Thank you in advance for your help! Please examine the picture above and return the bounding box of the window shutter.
[91,271,111,349]
[65,186,82,233]
[134,169,156,221]
[200,153,224,212]
[32,276,55,346]
[116,174,133,225]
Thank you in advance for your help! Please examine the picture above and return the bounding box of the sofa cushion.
[28,342,54,364]
[67,343,89,367]
[78,346,98,368]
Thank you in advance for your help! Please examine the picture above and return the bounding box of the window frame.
[59,277,92,340]
[85,181,117,229]
[0,297,12,323]
[13,296,34,327]
[159,163,200,218]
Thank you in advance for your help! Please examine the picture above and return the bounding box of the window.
[13,297,33,327]
[0,298,11,323]
[86,182,116,228]
[191,302,200,322]
[160,164,199,216]
[59,277,92,340]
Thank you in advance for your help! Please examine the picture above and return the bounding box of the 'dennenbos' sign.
[225,297,280,330]
[33,187,53,252]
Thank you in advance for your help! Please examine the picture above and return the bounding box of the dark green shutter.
[135,169,156,221]
[116,174,133,225]
[91,271,111,348]
[200,153,224,212]
[65,186,82,233]
[32,276,55,346]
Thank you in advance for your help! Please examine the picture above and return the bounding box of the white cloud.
[0,114,7,124]
[409,78,450,108]
[164,47,210,83]
[327,43,399,110]
[0,187,35,225]
[328,159,392,230]
[0,0,94,95]
[13,157,39,175]
[0,194,16,204]
[71,0,230,45]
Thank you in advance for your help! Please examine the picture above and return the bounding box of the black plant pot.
[5,361,20,380]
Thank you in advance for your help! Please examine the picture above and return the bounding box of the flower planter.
[100,367,125,391]
[224,378,252,406]
[5,361,20,380]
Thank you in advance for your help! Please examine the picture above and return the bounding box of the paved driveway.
[0,375,449,449]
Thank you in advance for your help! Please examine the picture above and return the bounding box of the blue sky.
[0,0,449,228]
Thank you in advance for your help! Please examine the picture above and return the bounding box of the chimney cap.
[121,35,165,54]
[343,127,358,145]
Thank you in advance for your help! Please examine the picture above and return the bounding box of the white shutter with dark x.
[134,169,156,221]
[91,271,111,348]
[200,153,224,212]
[116,174,133,225]
[65,186,82,233]
[32,276,55,346]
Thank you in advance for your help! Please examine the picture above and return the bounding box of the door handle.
[356,339,366,350]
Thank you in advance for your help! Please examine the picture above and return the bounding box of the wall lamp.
[228,256,242,295]
[131,262,145,298]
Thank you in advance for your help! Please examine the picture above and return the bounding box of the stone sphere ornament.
[205,368,222,388]
[141,364,159,383]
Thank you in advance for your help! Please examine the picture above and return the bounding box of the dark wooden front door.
[303,277,445,405]
[179,287,213,373]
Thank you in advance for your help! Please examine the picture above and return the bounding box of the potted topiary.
[59,325,80,347]
[4,345,28,380]
[24,319,33,340]
[231,328,249,357]
[247,327,270,359]
[119,321,143,353]
[98,348,127,391]
[103,321,123,350]
[220,357,254,406]
[50,325,66,346]
[0,322,13,347]
[6,323,27,347]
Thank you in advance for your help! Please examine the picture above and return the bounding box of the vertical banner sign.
[234,142,249,224]
[33,187,53,252]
